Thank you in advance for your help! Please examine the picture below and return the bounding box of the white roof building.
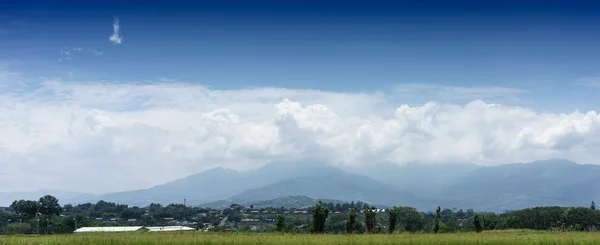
[146,226,195,232]
[74,226,146,233]
[74,226,194,233]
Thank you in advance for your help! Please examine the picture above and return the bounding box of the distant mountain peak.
[517,158,578,167]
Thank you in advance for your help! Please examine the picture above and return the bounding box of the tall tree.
[310,201,329,233]
[275,214,285,232]
[482,215,485,229]
[39,195,61,216]
[346,208,357,234]
[364,206,377,234]
[388,207,398,234]
[473,213,483,233]
[591,201,596,211]
[433,206,441,234]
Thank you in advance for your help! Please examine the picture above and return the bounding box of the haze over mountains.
[2,159,599,212]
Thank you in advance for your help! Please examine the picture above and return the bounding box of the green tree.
[433,206,441,234]
[10,200,40,219]
[388,207,398,234]
[591,201,596,211]
[473,213,483,233]
[364,206,377,234]
[275,214,285,232]
[482,215,485,230]
[38,195,61,216]
[396,206,425,232]
[310,201,329,233]
[346,208,357,234]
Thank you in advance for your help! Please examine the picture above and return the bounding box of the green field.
[1,230,600,245]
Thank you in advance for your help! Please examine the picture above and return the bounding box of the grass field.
[1,230,599,245]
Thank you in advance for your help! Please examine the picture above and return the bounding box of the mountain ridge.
[3,158,599,212]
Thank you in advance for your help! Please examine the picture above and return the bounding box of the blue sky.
[2,0,600,192]
[2,0,600,110]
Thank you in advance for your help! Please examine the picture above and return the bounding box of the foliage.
[396,206,425,232]
[38,195,62,216]
[363,206,376,234]
[275,214,285,232]
[10,200,40,219]
[345,208,356,234]
[5,195,600,235]
[591,201,596,211]
[310,201,329,233]
[433,206,441,234]
[388,207,398,234]
[473,214,483,233]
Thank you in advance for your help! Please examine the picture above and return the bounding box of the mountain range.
[2,159,599,212]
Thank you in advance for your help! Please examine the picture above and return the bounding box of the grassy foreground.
[1,230,600,245]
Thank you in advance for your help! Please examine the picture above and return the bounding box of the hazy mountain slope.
[201,195,347,209]
[439,159,600,211]
[346,162,480,198]
[228,167,432,210]
[65,167,246,206]
[59,158,600,212]
[64,161,350,206]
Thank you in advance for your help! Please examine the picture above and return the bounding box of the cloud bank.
[109,18,122,45]
[0,72,598,193]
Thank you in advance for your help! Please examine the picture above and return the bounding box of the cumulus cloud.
[58,47,103,62]
[0,71,598,193]
[109,18,122,45]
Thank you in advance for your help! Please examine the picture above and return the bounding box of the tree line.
[1,196,600,234]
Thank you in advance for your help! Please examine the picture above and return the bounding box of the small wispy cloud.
[157,77,178,82]
[577,77,600,88]
[58,47,103,62]
[393,83,528,104]
[109,18,122,45]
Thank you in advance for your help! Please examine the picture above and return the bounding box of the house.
[74,226,194,233]
[127,219,137,222]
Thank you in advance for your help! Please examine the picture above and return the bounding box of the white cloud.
[578,77,600,88]
[0,71,599,193]
[58,47,103,62]
[109,18,122,45]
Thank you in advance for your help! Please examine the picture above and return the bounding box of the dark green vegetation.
[7,159,599,212]
[3,194,600,235]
